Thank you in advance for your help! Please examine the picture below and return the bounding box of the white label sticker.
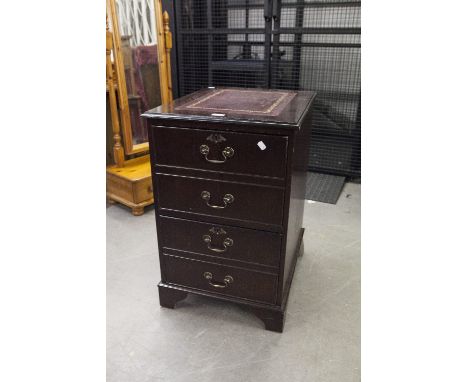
[257,141,267,150]
[211,113,225,117]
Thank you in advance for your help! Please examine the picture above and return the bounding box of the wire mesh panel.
[271,0,361,175]
[175,0,270,94]
[170,0,361,176]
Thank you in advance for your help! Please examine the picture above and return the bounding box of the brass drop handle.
[203,272,234,288]
[200,144,234,164]
[202,234,234,253]
[201,191,234,209]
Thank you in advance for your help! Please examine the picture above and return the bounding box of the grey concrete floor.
[107,182,360,382]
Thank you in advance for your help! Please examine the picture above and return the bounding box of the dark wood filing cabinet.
[143,88,316,332]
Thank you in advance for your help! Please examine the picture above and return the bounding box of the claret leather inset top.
[143,87,315,128]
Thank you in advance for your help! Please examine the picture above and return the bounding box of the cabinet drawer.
[156,174,284,227]
[158,216,281,268]
[163,255,278,304]
[152,125,288,179]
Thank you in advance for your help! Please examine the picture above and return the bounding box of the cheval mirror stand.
[106,0,173,215]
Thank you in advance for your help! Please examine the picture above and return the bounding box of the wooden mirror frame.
[107,0,172,156]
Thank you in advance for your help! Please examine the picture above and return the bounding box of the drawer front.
[156,174,284,227]
[152,125,288,179]
[106,173,133,201]
[158,216,281,268]
[134,177,153,203]
[163,255,278,304]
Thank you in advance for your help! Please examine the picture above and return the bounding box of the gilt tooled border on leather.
[174,89,297,117]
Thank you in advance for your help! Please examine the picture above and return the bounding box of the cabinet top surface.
[143,87,316,129]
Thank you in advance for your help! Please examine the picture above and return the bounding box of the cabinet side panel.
[281,108,313,301]
[148,124,167,282]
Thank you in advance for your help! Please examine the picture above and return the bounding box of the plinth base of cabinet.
[157,228,304,333]
[157,283,285,332]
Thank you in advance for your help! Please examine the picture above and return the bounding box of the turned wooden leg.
[158,285,188,309]
[132,206,144,216]
[247,307,285,333]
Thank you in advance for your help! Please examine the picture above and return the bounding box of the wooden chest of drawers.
[143,88,315,332]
